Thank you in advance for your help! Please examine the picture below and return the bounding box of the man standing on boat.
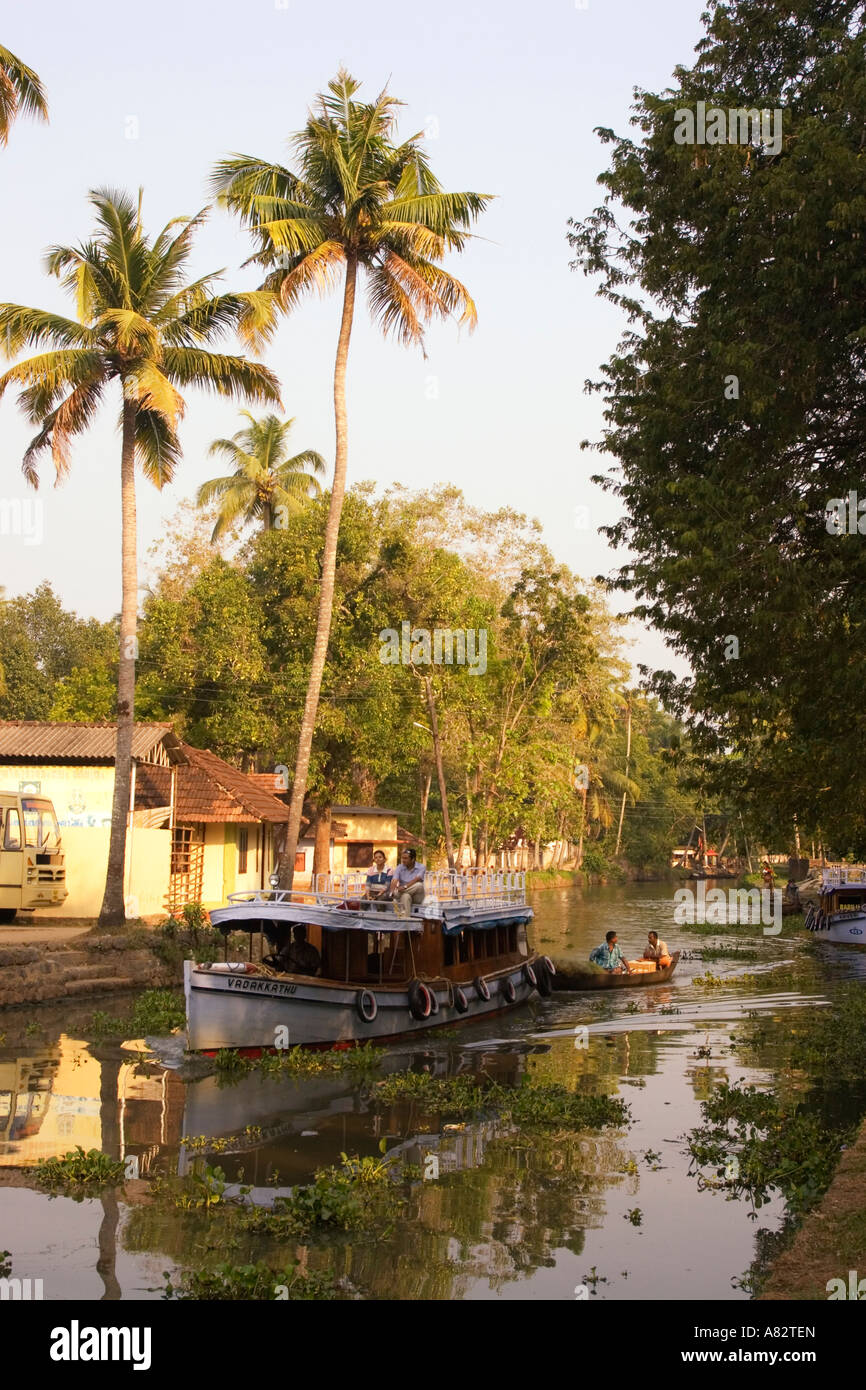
[389,847,426,918]
[590,930,631,973]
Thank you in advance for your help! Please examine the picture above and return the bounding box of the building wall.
[0,762,115,828]
[332,811,399,875]
[37,825,171,918]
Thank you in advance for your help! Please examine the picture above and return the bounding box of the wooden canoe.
[552,950,681,991]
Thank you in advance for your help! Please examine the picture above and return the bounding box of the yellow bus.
[0,792,68,922]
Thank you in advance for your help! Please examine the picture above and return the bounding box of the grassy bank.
[760,1117,866,1300]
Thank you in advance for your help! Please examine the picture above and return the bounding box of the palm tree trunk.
[98,400,137,926]
[278,256,358,889]
[424,676,455,870]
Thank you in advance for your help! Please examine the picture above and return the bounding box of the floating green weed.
[34,1146,126,1191]
[162,1260,340,1301]
[372,1072,628,1130]
[213,1042,384,1083]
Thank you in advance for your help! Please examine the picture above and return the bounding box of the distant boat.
[806,868,866,944]
[552,951,681,991]
[185,870,548,1050]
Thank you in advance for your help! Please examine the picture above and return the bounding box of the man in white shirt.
[642,931,670,964]
[389,847,426,917]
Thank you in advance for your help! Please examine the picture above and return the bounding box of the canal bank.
[760,1116,866,1301]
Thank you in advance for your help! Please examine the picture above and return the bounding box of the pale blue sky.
[1,0,704,677]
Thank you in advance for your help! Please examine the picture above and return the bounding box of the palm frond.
[131,406,182,487]
[161,348,281,405]
[0,305,93,355]
[0,45,48,144]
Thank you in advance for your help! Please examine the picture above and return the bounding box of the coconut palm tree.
[0,44,47,144]
[197,411,324,540]
[0,188,281,924]
[212,68,491,887]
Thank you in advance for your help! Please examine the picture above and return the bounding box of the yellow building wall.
[30,826,171,919]
[0,762,115,828]
[333,811,399,874]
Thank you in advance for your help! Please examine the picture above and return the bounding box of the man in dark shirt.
[276,924,321,976]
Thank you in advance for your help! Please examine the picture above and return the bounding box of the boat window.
[4,809,22,851]
[443,933,456,966]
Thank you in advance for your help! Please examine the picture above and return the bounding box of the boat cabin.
[214,869,532,985]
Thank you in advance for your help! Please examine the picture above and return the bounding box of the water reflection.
[0,882,862,1299]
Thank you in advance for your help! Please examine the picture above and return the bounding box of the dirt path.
[0,920,93,946]
[760,1118,866,1300]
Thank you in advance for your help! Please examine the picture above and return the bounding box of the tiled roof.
[174,745,289,824]
[134,747,290,824]
[331,805,402,817]
[0,720,176,761]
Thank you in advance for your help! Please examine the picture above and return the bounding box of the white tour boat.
[806,866,866,943]
[184,869,551,1051]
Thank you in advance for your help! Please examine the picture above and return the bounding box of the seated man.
[365,850,393,906]
[273,924,321,977]
[589,929,630,973]
[389,847,426,918]
[642,930,670,964]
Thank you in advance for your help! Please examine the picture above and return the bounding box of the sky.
[1,0,705,678]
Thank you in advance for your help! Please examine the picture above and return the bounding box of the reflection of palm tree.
[197,412,325,541]
[96,1051,121,1300]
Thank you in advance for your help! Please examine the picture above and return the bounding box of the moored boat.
[185,870,549,1050]
[552,951,681,991]
[806,867,866,944]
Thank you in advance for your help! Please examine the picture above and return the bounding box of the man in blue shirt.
[389,847,426,917]
[589,930,631,973]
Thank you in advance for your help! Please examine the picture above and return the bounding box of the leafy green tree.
[197,411,324,540]
[569,0,866,855]
[0,43,47,144]
[213,68,491,887]
[0,189,280,923]
[0,583,115,720]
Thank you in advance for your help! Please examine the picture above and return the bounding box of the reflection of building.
[0,1051,58,1146]
[0,1037,184,1169]
[0,1039,99,1164]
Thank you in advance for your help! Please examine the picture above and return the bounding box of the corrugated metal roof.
[331,805,402,817]
[0,721,176,761]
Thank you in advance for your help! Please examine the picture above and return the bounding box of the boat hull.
[815,913,866,944]
[552,951,681,991]
[184,959,538,1050]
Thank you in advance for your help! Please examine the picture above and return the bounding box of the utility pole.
[614,699,632,858]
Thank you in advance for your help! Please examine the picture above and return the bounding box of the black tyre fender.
[502,976,516,1003]
[408,978,432,1020]
[523,962,537,988]
[427,986,440,1015]
[535,958,553,997]
[474,976,491,1002]
[453,986,469,1014]
[356,989,377,1023]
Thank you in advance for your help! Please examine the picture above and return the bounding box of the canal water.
[2,882,865,1301]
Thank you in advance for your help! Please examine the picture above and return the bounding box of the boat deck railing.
[223,869,528,916]
[822,865,866,886]
[313,868,528,907]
